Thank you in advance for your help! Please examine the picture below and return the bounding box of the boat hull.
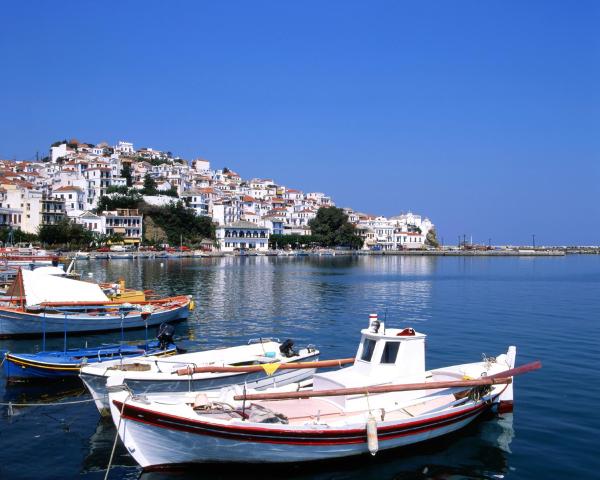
[3,345,177,381]
[110,395,492,467]
[82,354,318,415]
[0,302,190,338]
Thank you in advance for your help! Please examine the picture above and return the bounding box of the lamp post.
[532,234,536,249]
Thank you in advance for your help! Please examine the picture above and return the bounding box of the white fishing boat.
[109,252,134,260]
[0,269,192,338]
[82,338,320,415]
[107,314,540,468]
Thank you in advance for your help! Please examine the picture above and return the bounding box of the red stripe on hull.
[115,399,494,446]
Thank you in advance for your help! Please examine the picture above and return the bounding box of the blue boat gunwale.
[3,343,179,381]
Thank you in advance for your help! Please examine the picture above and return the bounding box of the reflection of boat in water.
[1,382,88,407]
[82,417,138,473]
[107,314,537,468]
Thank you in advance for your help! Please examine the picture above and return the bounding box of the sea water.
[1,255,598,479]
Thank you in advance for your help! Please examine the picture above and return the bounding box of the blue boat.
[3,323,179,382]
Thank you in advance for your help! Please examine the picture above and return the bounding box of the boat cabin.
[312,314,427,407]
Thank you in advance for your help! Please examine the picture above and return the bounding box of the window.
[381,342,400,364]
[360,339,376,362]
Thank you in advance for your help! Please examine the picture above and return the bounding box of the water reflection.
[82,417,137,473]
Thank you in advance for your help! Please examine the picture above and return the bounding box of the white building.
[50,143,69,162]
[69,210,106,235]
[102,209,143,244]
[114,141,135,155]
[192,158,211,173]
[215,220,269,252]
[53,186,84,212]
[212,199,241,225]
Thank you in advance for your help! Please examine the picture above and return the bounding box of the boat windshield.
[360,338,376,362]
[381,341,400,364]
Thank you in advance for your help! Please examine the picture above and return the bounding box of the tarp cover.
[20,269,109,306]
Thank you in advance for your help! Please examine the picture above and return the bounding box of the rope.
[104,392,130,480]
[1,396,102,416]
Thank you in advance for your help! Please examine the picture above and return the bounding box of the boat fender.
[367,414,378,456]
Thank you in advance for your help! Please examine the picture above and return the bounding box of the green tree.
[38,220,70,245]
[121,163,133,187]
[163,186,179,197]
[94,192,142,213]
[269,234,315,249]
[0,227,38,245]
[141,202,215,245]
[308,207,363,249]
[142,174,158,195]
[38,220,95,248]
[68,222,94,246]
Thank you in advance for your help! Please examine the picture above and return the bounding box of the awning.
[9,269,109,306]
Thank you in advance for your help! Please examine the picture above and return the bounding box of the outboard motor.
[156,322,175,350]
[279,339,297,358]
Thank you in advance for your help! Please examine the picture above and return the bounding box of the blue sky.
[1,1,598,245]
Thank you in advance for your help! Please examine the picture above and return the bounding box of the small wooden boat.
[3,323,178,382]
[107,315,540,468]
[0,269,193,338]
[82,338,320,416]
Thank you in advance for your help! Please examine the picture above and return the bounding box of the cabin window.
[360,339,376,362]
[381,341,400,364]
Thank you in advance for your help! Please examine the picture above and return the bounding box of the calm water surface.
[1,255,599,479]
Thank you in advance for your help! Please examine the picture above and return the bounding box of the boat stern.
[496,346,516,413]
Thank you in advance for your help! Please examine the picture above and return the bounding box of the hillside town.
[0,139,435,251]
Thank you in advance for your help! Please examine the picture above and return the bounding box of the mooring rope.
[104,389,131,480]
[1,396,102,416]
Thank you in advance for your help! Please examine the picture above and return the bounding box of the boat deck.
[257,393,458,425]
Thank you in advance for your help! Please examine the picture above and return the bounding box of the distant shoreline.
[62,248,600,260]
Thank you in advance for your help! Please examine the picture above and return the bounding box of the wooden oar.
[232,360,542,401]
[486,360,542,379]
[175,357,355,376]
